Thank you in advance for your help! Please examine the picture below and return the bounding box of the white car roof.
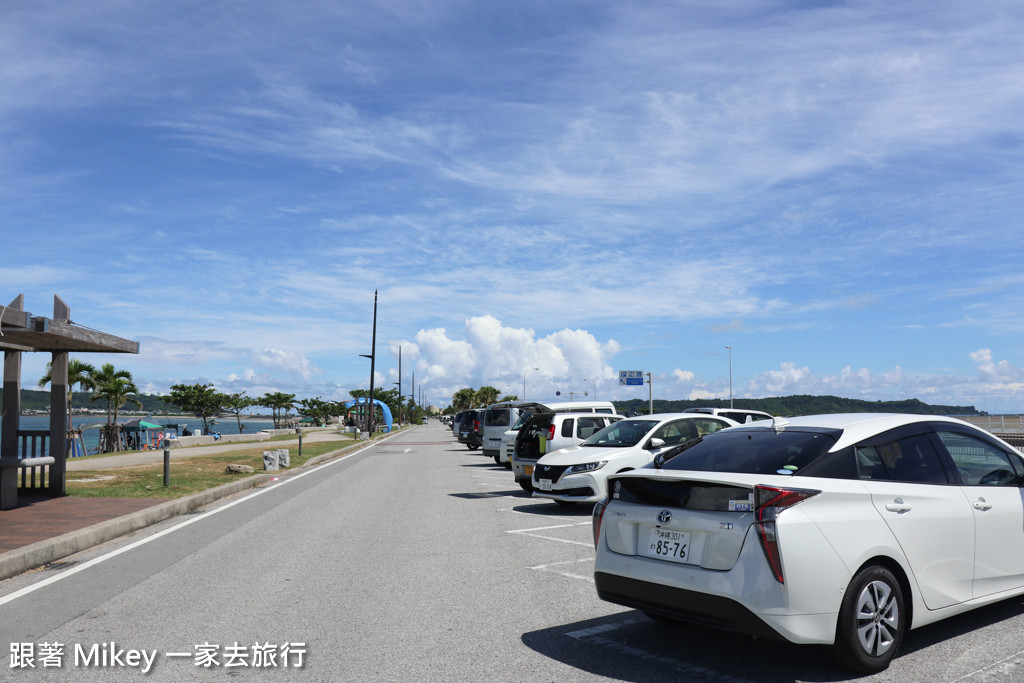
[728,413,976,450]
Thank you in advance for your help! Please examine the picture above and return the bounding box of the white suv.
[531,413,738,505]
[510,401,621,490]
[683,407,773,423]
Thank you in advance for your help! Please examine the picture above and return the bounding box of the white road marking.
[953,650,1024,681]
[529,557,594,582]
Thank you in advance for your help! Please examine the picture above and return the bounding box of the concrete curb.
[0,432,395,582]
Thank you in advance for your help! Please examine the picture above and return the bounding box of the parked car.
[456,410,482,450]
[510,401,621,488]
[683,407,773,423]
[532,413,736,504]
[592,413,1024,673]
[480,402,530,460]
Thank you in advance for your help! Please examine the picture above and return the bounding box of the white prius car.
[592,413,1024,673]
[531,413,737,504]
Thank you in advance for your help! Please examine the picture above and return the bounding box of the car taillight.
[754,484,820,584]
[592,498,609,549]
[473,419,480,433]
[548,424,555,440]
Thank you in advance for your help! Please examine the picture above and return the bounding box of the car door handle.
[973,498,993,511]
[885,498,912,513]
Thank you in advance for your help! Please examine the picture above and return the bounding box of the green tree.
[475,385,500,407]
[90,363,142,452]
[260,391,297,428]
[37,358,97,431]
[451,387,476,411]
[169,383,223,434]
[220,391,256,433]
[295,397,343,427]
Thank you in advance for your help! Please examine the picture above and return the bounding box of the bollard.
[299,432,303,458]
[163,445,170,487]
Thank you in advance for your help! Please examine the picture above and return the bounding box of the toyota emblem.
[657,510,672,525]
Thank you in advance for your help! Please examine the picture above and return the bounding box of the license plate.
[537,478,552,491]
[461,431,469,438]
[642,528,691,563]
[489,439,500,447]
[524,465,533,476]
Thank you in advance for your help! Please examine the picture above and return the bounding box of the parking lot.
[446,423,1024,682]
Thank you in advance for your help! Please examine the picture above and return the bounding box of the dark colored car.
[456,410,482,450]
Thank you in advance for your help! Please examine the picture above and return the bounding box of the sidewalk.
[0,429,384,581]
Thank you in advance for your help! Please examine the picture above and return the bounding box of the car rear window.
[659,428,841,476]
[483,409,511,427]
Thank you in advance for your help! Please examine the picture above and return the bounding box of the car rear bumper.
[595,571,785,640]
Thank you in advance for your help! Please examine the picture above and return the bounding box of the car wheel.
[504,462,512,470]
[467,444,479,450]
[833,565,905,674]
[518,480,533,492]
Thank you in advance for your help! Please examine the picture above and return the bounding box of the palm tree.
[37,358,97,431]
[89,363,142,451]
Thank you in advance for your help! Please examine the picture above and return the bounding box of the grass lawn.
[67,439,358,499]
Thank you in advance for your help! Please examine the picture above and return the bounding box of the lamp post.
[725,345,733,409]
[359,290,378,435]
[523,367,539,401]
[584,377,596,400]
[393,346,402,425]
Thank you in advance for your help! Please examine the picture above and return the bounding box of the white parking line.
[953,650,1024,681]
[529,557,594,582]
[567,620,758,683]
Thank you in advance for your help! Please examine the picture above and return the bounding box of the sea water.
[5,415,278,457]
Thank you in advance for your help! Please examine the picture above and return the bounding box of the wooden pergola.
[0,294,139,509]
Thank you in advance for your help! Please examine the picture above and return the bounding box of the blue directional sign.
[619,370,643,386]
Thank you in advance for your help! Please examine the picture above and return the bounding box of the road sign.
[619,370,643,386]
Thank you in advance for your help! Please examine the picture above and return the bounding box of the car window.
[583,420,659,447]
[576,417,605,440]
[651,419,694,446]
[935,431,1022,486]
[483,409,510,427]
[659,429,838,474]
[856,433,949,484]
[560,418,574,438]
[694,418,730,436]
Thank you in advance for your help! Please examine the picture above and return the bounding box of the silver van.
[508,401,621,490]
[480,402,530,458]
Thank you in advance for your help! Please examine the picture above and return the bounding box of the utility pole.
[359,290,378,435]
[646,371,653,415]
[393,346,402,425]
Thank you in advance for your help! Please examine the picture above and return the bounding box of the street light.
[725,345,733,409]
[523,367,539,401]
[583,377,596,400]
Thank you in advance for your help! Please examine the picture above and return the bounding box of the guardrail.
[960,415,1024,434]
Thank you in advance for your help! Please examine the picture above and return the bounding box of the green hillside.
[611,395,981,417]
[4,390,182,414]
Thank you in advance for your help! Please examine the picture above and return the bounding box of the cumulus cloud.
[397,316,621,401]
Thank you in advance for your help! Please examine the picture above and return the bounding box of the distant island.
[4,389,984,418]
[612,395,982,417]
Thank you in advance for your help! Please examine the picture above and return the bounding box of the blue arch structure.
[343,397,394,432]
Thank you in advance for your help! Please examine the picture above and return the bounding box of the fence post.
[163,445,170,487]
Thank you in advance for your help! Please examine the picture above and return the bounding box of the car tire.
[504,462,512,470]
[467,444,479,450]
[833,565,905,674]
[518,480,533,492]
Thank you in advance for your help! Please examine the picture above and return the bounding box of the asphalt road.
[2,422,1024,681]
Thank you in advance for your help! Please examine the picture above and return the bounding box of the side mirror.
[646,437,665,450]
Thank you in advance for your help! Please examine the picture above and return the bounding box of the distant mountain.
[611,395,982,417]
[5,390,182,415]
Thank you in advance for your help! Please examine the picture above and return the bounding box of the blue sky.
[3,1,1023,412]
